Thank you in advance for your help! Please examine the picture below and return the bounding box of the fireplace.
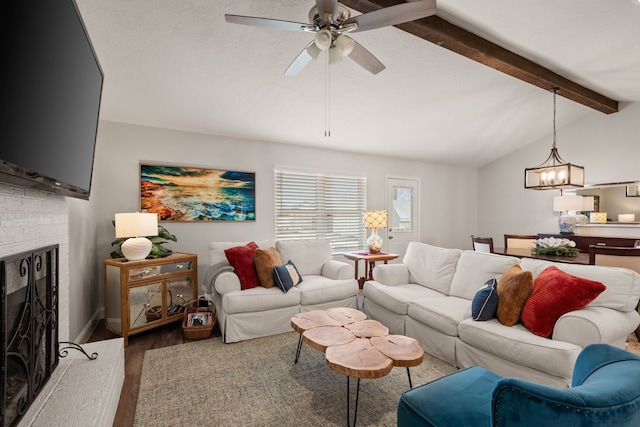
[1,245,58,427]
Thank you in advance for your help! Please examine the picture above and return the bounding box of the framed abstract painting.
[140,164,255,221]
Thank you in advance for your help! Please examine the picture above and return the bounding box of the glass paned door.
[386,177,419,259]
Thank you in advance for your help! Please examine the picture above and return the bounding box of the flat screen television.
[1,0,103,200]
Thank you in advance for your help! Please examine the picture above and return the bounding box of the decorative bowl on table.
[532,237,579,257]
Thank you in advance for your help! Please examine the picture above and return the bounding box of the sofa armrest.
[552,306,640,347]
[213,271,242,295]
[321,259,354,280]
[372,264,410,286]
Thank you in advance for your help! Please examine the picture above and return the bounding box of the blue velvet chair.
[398,344,640,426]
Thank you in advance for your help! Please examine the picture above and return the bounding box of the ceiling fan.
[225,0,437,76]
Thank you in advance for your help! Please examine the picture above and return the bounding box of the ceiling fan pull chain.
[325,50,331,137]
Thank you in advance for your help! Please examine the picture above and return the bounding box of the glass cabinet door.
[166,277,193,317]
[129,282,164,329]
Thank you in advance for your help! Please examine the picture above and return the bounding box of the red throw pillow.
[521,266,606,337]
[224,242,260,290]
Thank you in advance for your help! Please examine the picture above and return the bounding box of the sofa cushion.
[458,318,581,378]
[273,261,303,293]
[519,258,640,312]
[296,275,359,306]
[402,242,462,294]
[496,264,533,326]
[254,247,282,289]
[364,281,445,315]
[449,251,520,300]
[276,239,332,276]
[408,296,471,337]
[221,286,300,314]
[224,242,260,290]
[472,279,499,321]
[520,266,606,337]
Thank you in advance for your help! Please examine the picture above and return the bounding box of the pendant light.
[524,88,584,190]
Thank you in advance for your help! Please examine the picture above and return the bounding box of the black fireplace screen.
[1,245,59,427]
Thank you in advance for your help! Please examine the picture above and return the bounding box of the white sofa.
[204,239,359,343]
[363,241,640,387]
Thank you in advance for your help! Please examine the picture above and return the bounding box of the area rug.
[134,332,457,427]
[626,332,640,355]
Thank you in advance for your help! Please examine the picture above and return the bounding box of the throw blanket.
[203,262,235,295]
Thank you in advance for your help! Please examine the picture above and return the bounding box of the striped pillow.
[273,260,303,293]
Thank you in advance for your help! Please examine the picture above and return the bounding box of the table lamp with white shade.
[115,212,158,260]
[553,195,584,234]
[363,210,387,254]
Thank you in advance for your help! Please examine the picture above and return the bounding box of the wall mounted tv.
[1,0,103,200]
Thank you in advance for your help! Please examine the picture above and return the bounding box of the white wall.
[91,120,478,306]
[67,196,101,341]
[478,101,640,244]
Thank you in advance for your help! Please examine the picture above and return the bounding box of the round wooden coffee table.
[291,308,424,426]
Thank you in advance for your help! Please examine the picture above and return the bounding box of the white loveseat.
[204,239,359,343]
[363,241,640,387]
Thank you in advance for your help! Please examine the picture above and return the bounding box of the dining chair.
[588,245,640,269]
[503,234,537,251]
[471,235,494,253]
[589,245,640,339]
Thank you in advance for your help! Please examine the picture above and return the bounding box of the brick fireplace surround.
[0,183,123,426]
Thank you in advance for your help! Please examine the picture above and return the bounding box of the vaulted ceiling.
[76,0,640,167]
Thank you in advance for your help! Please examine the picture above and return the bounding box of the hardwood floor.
[87,319,221,427]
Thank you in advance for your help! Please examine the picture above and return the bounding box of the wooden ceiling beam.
[340,0,618,114]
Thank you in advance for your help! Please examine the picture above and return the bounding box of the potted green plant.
[110,221,177,259]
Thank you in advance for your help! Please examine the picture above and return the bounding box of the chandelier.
[524,88,584,190]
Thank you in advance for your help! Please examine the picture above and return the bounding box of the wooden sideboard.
[538,234,639,252]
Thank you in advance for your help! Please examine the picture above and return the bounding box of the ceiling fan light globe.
[335,35,355,57]
[329,47,343,64]
[314,29,332,50]
[306,42,322,60]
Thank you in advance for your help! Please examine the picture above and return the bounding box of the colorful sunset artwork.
[140,164,255,221]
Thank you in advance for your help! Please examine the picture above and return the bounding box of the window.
[275,167,367,254]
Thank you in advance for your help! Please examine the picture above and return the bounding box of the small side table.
[343,252,399,288]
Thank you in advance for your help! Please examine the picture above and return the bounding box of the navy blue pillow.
[471,278,499,321]
[273,260,303,293]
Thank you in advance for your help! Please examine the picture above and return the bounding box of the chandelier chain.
[552,87,558,149]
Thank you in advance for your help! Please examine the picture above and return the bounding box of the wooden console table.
[343,252,399,288]
[537,234,639,253]
[104,253,198,345]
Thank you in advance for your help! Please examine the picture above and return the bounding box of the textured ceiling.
[75,0,640,167]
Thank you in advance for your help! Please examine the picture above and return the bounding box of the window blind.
[275,168,367,254]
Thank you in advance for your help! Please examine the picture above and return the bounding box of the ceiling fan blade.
[316,0,338,22]
[284,42,317,76]
[347,40,385,74]
[344,0,437,33]
[225,14,312,32]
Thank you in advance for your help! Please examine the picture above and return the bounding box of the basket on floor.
[182,298,216,340]
[146,290,173,322]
